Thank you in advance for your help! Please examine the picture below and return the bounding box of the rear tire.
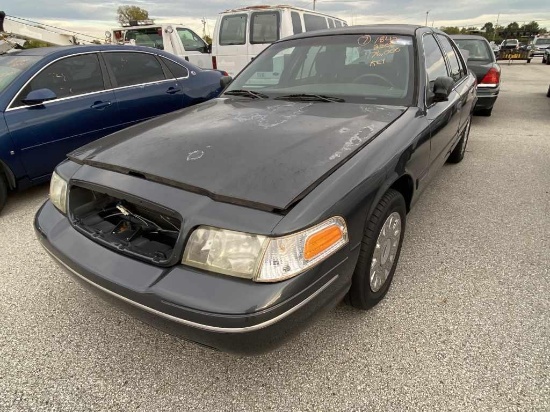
[347,189,406,310]
[475,108,493,117]
[547,85,550,98]
[546,58,550,65]
[448,115,471,164]
[0,174,7,214]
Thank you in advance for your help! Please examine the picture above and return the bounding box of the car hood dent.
[69,99,407,211]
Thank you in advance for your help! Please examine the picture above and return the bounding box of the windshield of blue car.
[453,39,492,61]
[225,34,415,106]
[0,55,41,93]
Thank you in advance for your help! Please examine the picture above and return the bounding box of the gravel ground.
[1,60,549,411]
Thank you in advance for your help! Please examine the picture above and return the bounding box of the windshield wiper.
[274,94,345,103]
[224,89,269,99]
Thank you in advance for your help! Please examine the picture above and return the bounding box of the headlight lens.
[182,217,348,282]
[49,171,68,214]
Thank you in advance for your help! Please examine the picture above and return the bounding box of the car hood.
[69,98,406,212]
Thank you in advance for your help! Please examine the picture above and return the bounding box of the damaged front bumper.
[35,200,352,354]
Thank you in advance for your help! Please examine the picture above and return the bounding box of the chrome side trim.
[477,84,498,88]
[41,244,339,333]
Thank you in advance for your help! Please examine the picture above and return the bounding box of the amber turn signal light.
[304,225,344,260]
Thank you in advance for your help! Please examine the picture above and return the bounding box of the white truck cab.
[212,5,347,77]
[108,20,213,69]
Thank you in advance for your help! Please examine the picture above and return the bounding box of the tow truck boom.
[1,11,101,50]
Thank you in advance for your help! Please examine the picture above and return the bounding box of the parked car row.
[34,25,479,354]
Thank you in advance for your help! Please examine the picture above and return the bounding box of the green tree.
[506,22,520,31]
[202,34,212,45]
[440,26,460,35]
[520,20,539,34]
[117,5,149,25]
[24,39,50,49]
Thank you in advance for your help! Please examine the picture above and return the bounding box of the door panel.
[427,90,461,166]
[5,91,119,179]
[5,53,120,179]
[103,52,184,126]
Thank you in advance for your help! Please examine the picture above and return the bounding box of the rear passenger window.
[291,11,302,34]
[328,19,335,29]
[335,20,342,28]
[423,34,448,83]
[304,14,328,32]
[104,52,166,87]
[219,14,247,46]
[251,12,280,44]
[161,57,189,78]
[14,54,104,107]
[436,35,464,82]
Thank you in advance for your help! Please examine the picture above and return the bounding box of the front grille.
[68,183,183,266]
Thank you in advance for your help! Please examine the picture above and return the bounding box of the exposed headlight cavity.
[183,217,348,282]
[49,171,68,214]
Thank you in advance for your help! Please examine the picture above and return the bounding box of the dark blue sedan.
[0,45,225,212]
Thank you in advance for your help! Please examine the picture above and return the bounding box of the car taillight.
[212,56,217,69]
[480,68,500,85]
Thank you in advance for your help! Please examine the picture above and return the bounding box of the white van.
[108,20,213,69]
[212,5,347,76]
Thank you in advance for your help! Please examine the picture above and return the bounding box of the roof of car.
[11,44,169,57]
[449,34,489,41]
[280,24,442,42]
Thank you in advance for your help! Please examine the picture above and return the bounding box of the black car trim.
[40,242,339,333]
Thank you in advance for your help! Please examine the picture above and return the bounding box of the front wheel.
[347,189,406,310]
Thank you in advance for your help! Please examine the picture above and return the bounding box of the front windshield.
[226,34,415,106]
[0,55,40,94]
[534,38,550,45]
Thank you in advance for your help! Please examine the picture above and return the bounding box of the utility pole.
[425,11,430,26]
[313,0,316,10]
[493,13,500,41]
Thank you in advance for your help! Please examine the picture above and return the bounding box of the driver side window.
[423,34,448,83]
[13,54,104,108]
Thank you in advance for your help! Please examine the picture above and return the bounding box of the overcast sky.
[5,0,550,40]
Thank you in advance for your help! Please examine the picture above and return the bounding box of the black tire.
[527,59,531,63]
[475,107,493,117]
[0,173,7,214]
[347,189,406,310]
[543,56,547,64]
[547,58,550,65]
[448,115,471,164]
[547,85,550,98]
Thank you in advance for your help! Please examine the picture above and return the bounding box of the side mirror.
[22,88,57,105]
[432,76,454,102]
[220,75,233,89]
[205,44,212,54]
